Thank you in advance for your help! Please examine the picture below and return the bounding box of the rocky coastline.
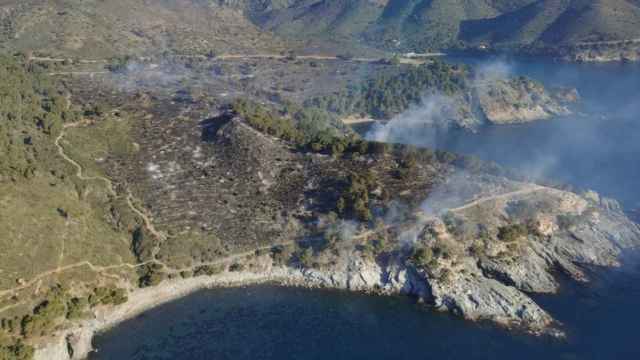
[34,189,640,360]
[32,258,550,360]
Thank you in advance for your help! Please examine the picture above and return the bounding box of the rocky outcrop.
[429,266,554,331]
[474,78,576,125]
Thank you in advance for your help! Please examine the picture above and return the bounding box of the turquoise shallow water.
[92,58,640,360]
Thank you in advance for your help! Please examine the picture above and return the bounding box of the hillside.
[0,0,287,58]
[1,1,639,61]
[252,0,640,58]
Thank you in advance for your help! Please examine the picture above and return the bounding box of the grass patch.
[0,174,135,290]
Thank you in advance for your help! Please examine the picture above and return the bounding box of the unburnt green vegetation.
[0,55,78,178]
[497,224,530,243]
[0,56,142,358]
[336,172,379,222]
[231,99,303,143]
[0,340,33,360]
[0,0,287,58]
[0,284,126,357]
[256,0,640,53]
[0,56,135,290]
[306,60,467,119]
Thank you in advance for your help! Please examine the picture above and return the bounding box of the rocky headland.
[474,78,577,125]
[31,114,640,360]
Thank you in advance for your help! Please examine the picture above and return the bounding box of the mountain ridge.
[1,0,639,61]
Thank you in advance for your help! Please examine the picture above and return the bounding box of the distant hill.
[251,0,640,52]
[0,0,286,57]
[1,0,639,58]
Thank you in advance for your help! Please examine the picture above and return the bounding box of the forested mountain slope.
[1,0,639,58]
[0,0,285,57]
[252,0,640,52]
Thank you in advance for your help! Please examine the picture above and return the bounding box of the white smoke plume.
[365,93,458,147]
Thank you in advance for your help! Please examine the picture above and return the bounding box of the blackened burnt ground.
[67,92,446,271]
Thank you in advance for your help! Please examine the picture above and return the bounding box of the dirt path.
[29,56,107,63]
[448,185,547,213]
[56,121,166,240]
[48,71,109,76]
[55,122,117,196]
[43,51,439,78]
[126,192,166,241]
[163,241,297,276]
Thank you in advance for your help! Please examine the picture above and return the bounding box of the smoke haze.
[366,57,640,209]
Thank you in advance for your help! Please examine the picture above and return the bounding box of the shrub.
[89,287,128,307]
[433,245,451,260]
[336,171,378,221]
[106,55,132,73]
[231,99,302,143]
[336,197,346,215]
[66,297,88,320]
[0,340,34,360]
[410,247,434,269]
[304,59,466,119]
[21,295,67,337]
[229,263,245,272]
[353,198,371,221]
[436,150,458,164]
[270,245,292,266]
[0,55,80,178]
[298,247,314,268]
[138,265,166,288]
[400,151,417,170]
[193,265,224,277]
[368,142,389,156]
[497,224,529,243]
[442,212,465,237]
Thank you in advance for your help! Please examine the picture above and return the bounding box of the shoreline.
[33,265,410,360]
[33,269,304,360]
[32,250,564,360]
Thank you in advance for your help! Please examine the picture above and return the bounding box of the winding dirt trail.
[55,122,116,196]
[55,121,166,242]
[0,123,168,299]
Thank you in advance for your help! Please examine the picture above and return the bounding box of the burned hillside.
[92,91,460,270]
